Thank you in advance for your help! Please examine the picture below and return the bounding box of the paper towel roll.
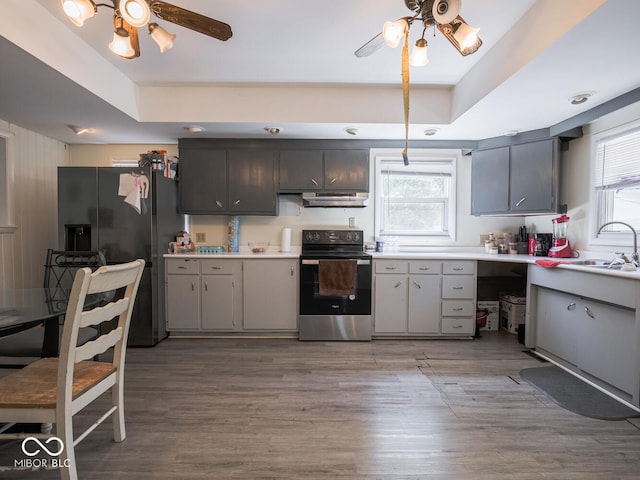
[281,228,291,252]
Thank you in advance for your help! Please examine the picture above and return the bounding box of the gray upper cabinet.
[278,150,323,191]
[179,142,277,215]
[179,148,227,214]
[278,149,369,192]
[470,146,509,214]
[471,138,560,215]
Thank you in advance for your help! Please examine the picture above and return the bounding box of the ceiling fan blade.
[437,15,482,56]
[149,1,232,41]
[354,32,386,58]
[116,16,140,58]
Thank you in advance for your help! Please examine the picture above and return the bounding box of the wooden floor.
[1,331,640,479]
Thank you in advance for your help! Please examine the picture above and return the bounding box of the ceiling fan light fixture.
[109,26,135,58]
[148,23,176,53]
[453,21,480,50]
[410,38,429,67]
[382,18,408,48]
[119,0,151,28]
[432,0,462,25]
[61,0,96,27]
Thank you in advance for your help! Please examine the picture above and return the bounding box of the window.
[374,149,457,244]
[593,125,640,239]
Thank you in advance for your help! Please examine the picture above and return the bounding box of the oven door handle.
[301,259,371,265]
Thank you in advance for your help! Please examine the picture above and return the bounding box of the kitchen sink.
[570,259,623,269]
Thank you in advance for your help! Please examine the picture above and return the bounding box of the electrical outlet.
[195,232,206,243]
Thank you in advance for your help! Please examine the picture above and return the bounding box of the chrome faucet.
[597,221,639,266]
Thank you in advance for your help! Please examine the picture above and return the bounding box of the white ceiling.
[1,0,640,145]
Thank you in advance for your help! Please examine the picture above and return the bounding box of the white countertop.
[164,250,640,279]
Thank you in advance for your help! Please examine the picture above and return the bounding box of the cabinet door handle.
[311,178,319,186]
[204,282,208,291]
[413,281,421,289]
[515,197,526,207]
[394,281,402,289]
[191,281,195,291]
[567,302,576,311]
[584,306,595,319]
[385,266,397,270]
[329,178,337,185]
[452,286,464,290]
[216,200,223,208]
[234,199,241,206]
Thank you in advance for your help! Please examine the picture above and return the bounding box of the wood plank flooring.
[1,331,640,479]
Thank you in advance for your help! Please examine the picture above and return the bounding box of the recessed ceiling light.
[264,127,281,136]
[503,129,519,137]
[70,126,94,135]
[568,91,595,105]
[423,128,439,136]
[185,125,204,133]
[344,127,360,136]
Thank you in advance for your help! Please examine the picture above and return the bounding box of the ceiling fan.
[354,0,481,61]
[60,0,232,59]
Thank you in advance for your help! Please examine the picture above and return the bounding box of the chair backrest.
[44,249,107,305]
[56,260,145,403]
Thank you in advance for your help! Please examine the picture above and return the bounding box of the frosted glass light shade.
[61,0,95,26]
[149,23,176,53]
[120,0,151,27]
[109,29,135,58]
[382,19,408,48]
[409,38,429,67]
[454,22,480,50]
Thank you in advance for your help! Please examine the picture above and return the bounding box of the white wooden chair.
[0,259,145,480]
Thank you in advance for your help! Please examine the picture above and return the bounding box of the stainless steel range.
[298,229,372,341]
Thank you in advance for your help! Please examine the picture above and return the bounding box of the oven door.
[299,258,372,315]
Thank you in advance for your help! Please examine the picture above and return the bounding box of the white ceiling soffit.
[1,0,639,145]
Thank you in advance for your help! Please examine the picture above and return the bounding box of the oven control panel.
[302,229,362,245]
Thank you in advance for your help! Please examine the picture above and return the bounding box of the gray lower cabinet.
[471,138,559,215]
[373,259,475,336]
[278,149,369,192]
[166,258,242,332]
[529,266,640,405]
[242,259,298,330]
[166,257,297,333]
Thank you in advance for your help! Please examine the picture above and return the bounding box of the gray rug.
[520,366,640,420]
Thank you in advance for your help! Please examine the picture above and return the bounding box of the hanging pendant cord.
[401,24,410,166]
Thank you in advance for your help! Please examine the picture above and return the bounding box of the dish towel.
[118,173,149,214]
[318,260,357,296]
[535,259,573,268]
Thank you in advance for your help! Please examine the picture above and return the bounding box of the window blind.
[595,128,640,189]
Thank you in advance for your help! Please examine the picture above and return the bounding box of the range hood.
[302,192,369,208]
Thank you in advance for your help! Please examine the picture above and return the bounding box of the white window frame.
[373,148,458,245]
[590,120,640,247]
[0,129,16,233]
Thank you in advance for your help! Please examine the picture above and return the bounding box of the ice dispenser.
[65,224,91,251]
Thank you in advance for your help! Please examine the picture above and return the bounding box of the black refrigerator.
[57,166,184,346]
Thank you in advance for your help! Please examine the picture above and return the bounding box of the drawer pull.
[452,286,464,290]
[412,281,421,289]
[210,266,222,270]
[452,324,463,329]
[452,267,464,271]
[419,267,430,271]
[385,266,397,270]
[178,266,187,270]
[453,307,464,312]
